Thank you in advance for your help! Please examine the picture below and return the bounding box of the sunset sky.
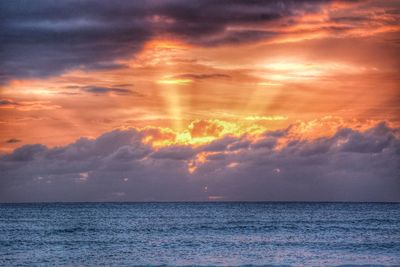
[0,0,399,202]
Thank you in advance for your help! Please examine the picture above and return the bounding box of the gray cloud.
[5,138,21,144]
[81,86,137,96]
[0,99,18,106]
[2,0,398,84]
[1,0,355,83]
[0,122,399,202]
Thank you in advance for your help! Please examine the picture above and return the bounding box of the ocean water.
[0,203,399,266]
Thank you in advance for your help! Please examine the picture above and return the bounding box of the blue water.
[0,203,399,266]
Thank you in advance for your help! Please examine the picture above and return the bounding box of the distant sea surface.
[0,202,399,266]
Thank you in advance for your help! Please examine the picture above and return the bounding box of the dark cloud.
[4,144,47,162]
[5,138,21,144]
[0,0,340,83]
[0,0,151,83]
[150,146,195,161]
[81,86,137,96]
[2,0,397,83]
[0,99,18,106]
[0,122,399,202]
[0,99,60,110]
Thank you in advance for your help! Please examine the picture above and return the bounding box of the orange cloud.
[0,99,61,111]
[1,1,399,151]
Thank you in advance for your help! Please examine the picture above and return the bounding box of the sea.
[0,202,399,266]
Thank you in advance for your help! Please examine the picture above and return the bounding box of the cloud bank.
[1,0,398,83]
[1,121,399,202]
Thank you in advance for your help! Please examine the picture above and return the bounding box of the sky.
[0,0,399,202]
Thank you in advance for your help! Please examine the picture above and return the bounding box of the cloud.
[0,121,399,202]
[245,115,288,121]
[172,73,231,80]
[0,99,61,111]
[0,1,151,83]
[0,99,18,107]
[81,86,138,96]
[5,138,21,144]
[189,120,224,138]
[3,0,395,83]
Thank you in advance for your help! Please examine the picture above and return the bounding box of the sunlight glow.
[157,78,193,85]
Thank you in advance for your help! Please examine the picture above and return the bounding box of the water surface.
[0,202,399,266]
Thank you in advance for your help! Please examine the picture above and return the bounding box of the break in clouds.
[1,121,399,202]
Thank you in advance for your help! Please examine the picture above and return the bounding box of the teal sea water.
[0,202,399,266]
